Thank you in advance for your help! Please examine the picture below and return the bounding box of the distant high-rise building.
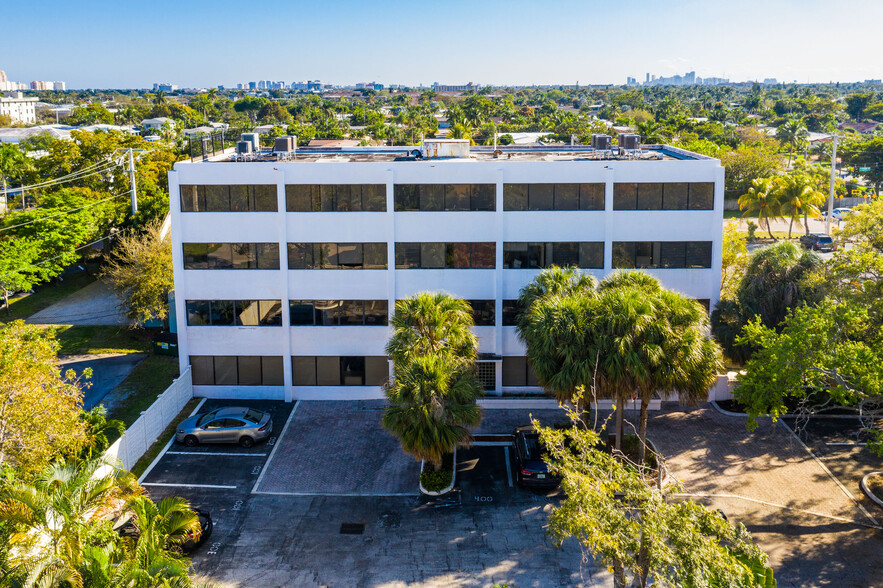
[762,78,778,85]
[248,82,257,90]
[645,73,650,83]
[53,81,65,91]
[153,82,177,92]
[626,76,638,86]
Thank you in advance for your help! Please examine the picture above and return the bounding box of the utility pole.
[115,148,145,215]
[827,134,838,235]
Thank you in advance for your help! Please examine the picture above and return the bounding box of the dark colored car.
[513,425,560,487]
[116,508,213,553]
[799,233,837,252]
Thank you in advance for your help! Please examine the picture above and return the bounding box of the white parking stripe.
[166,452,267,457]
[826,442,866,446]
[251,400,300,494]
[472,441,514,447]
[141,482,237,489]
[252,490,417,497]
[504,446,513,487]
[138,398,207,484]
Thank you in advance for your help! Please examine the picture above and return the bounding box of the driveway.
[27,280,129,326]
[646,405,883,587]
[59,353,146,410]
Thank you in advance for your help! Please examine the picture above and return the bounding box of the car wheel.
[239,436,255,448]
[183,435,198,447]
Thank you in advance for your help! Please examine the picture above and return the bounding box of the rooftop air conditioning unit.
[591,134,612,150]
[274,135,297,152]
[236,141,253,155]
[421,138,470,159]
[240,132,260,152]
[619,133,641,150]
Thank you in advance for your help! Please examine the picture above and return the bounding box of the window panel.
[210,300,236,325]
[685,242,712,268]
[183,243,209,269]
[421,243,445,268]
[362,185,386,211]
[259,300,282,325]
[292,356,317,386]
[613,183,637,210]
[579,242,604,269]
[229,185,249,211]
[363,243,387,269]
[635,242,657,268]
[552,242,579,266]
[204,185,230,211]
[662,183,689,210]
[237,356,262,386]
[180,185,201,212]
[186,301,211,325]
[230,243,256,269]
[337,243,363,269]
[504,184,528,211]
[659,242,686,268]
[319,243,338,269]
[314,300,340,326]
[364,300,388,325]
[554,184,579,210]
[469,300,495,326]
[213,356,238,386]
[527,362,540,386]
[612,242,636,269]
[334,185,354,212]
[636,183,663,210]
[446,243,471,269]
[579,183,605,210]
[445,185,471,211]
[252,185,277,211]
[502,300,519,326]
[339,300,365,325]
[419,185,444,211]
[256,243,279,269]
[191,356,214,385]
[316,356,341,386]
[689,183,714,210]
[502,357,527,387]
[394,185,418,211]
[287,243,313,269]
[471,184,495,211]
[528,242,549,268]
[395,243,421,269]
[341,356,366,385]
[207,243,233,269]
[290,301,315,325]
[471,243,495,269]
[503,242,529,269]
[236,300,261,326]
[261,356,284,385]
[528,184,554,210]
[318,185,335,211]
[286,185,313,211]
[365,357,388,386]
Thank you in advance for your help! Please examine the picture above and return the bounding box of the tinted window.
[288,243,387,269]
[395,184,495,211]
[469,300,495,326]
[184,243,279,270]
[181,185,277,212]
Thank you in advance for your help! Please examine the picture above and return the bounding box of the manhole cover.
[340,522,365,535]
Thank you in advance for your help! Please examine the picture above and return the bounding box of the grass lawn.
[723,211,750,219]
[106,354,181,431]
[1,271,96,323]
[131,397,201,478]
[50,325,157,355]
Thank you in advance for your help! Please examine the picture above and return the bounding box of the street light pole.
[827,134,838,235]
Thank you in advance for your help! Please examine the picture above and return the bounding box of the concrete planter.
[419,448,457,496]
[860,472,883,510]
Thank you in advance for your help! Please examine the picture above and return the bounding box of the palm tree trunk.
[615,394,625,451]
[637,395,649,464]
[788,217,793,239]
[803,213,810,235]
[764,213,775,239]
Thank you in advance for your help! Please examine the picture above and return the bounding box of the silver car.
[176,407,272,448]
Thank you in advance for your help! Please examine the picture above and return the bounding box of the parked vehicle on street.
[820,207,853,221]
[117,508,213,553]
[513,425,560,487]
[176,406,272,447]
[799,233,837,252]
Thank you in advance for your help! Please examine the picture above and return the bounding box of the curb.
[710,400,870,420]
[860,472,883,510]
[420,447,457,496]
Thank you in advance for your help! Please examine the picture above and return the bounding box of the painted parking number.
[267,437,277,446]
[251,465,261,475]
[474,496,493,503]
[206,542,222,555]
[232,500,244,511]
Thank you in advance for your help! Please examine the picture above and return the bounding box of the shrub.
[420,453,454,492]
[746,220,758,241]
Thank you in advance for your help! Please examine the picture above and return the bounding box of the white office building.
[0,92,38,124]
[169,139,724,402]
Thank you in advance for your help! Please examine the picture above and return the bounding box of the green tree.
[773,172,824,237]
[775,116,808,168]
[67,103,114,126]
[233,96,268,123]
[721,223,749,300]
[0,143,35,201]
[636,120,665,143]
[101,219,173,325]
[0,321,88,477]
[839,137,883,195]
[0,237,42,315]
[845,92,874,121]
[738,177,781,239]
[119,495,198,585]
[78,406,125,461]
[383,293,483,468]
[536,404,774,588]
[721,144,783,198]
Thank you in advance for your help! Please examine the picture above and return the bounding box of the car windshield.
[244,409,265,423]
[817,237,833,243]
[521,434,543,460]
[196,409,220,426]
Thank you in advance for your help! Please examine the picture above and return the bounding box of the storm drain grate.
[339,522,365,535]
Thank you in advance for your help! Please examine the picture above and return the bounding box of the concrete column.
[385,168,395,383]
[493,168,504,396]
[276,169,293,402]
[167,169,190,380]
[603,164,615,272]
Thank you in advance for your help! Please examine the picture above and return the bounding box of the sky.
[2,0,882,89]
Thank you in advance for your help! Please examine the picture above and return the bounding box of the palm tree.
[776,116,809,168]
[636,120,665,144]
[383,293,483,468]
[153,90,167,106]
[121,495,198,584]
[774,173,825,237]
[738,177,782,239]
[79,405,125,460]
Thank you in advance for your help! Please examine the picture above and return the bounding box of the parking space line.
[141,482,237,489]
[138,397,207,484]
[166,452,268,457]
[252,490,417,497]
[473,441,513,447]
[251,400,300,495]
[504,446,513,487]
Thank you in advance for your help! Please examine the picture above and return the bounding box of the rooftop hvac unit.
[619,133,641,150]
[421,138,470,159]
[591,134,611,150]
[236,141,253,155]
[274,135,296,152]
[240,132,260,152]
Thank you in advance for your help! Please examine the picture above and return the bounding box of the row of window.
[613,183,714,211]
[503,242,604,269]
[182,242,713,270]
[290,300,388,326]
[191,355,284,386]
[186,300,283,326]
[180,183,715,213]
[292,356,389,386]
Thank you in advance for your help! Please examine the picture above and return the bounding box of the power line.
[3,157,121,194]
[0,191,131,232]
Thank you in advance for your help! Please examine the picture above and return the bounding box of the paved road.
[59,353,146,410]
[27,280,130,326]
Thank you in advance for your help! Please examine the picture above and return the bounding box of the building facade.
[0,92,38,124]
[169,141,724,402]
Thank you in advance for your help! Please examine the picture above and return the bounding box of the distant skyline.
[3,0,882,89]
